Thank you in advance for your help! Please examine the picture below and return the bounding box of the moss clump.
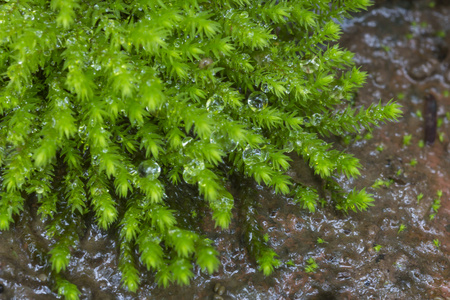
[0,0,401,298]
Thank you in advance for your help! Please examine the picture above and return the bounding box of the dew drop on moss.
[138,160,161,180]
[248,92,268,111]
[183,159,205,184]
[206,94,224,113]
[300,57,319,74]
[242,146,264,165]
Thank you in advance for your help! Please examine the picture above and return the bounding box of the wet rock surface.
[1,1,450,299]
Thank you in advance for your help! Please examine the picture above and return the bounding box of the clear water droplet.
[261,83,270,93]
[36,186,45,194]
[182,137,193,147]
[331,86,344,100]
[310,113,322,126]
[183,160,205,184]
[206,94,224,113]
[248,92,268,111]
[284,141,294,153]
[138,160,161,180]
[300,57,319,74]
[242,146,265,165]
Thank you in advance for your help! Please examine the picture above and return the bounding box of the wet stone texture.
[1,1,450,299]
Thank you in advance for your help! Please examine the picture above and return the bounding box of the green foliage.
[304,257,318,273]
[0,0,401,297]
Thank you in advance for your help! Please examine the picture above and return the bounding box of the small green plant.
[444,91,450,98]
[417,193,424,203]
[396,92,405,100]
[286,260,295,267]
[438,132,444,143]
[433,239,441,249]
[398,224,406,234]
[429,190,442,220]
[0,0,400,297]
[381,45,390,52]
[373,244,382,252]
[396,169,402,176]
[418,140,425,148]
[317,237,327,244]
[364,132,373,140]
[409,158,418,167]
[403,134,412,146]
[376,144,385,152]
[372,178,393,189]
[416,110,423,119]
[304,257,318,273]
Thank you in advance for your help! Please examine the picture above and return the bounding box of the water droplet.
[182,160,205,184]
[310,113,322,126]
[182,137,193,147]
[206,94,224,113]
[199,57,214,69]
[36,186,44,194]
[284,141,294,153]
[261,83,270,93]
[248,92,268,111]
[242,146,265,165]
[138,160,161,180]
[300,57,319,74]
[331,86,344,100]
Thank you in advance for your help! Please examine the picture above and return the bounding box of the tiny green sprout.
[417,193,424,203]
[436,30,445,38]
[398,224,406,234]
[437,118,443,128]
[444,90,450,98]
[396,92,405,100]
[429,197,441,220]
[420,22,428,28]
[355,134,363,141]
[403,134,412,146]
[429,1,436,8]
[409,158,417,166]
[411,21,417,27]
[436,190,443,198]
[343,135,353,145]
[418,140,425,148]
[373,244,382,252]
[263,233,270,243]
[446,112,450,120]
[438,132,444,143]
[372,178,392,189]
[381,45,390,52]
[416,110,423,119]
[376,144,384,152]
[191,210,197,218]
[317,237,327,244]
[304,258,318,273]
[396,169,403,176]
[364,132,373,140]
[406,33,414,40]
[286,260,295,267]
[433,239,441,249]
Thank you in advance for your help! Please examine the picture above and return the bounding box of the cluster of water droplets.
[138,160,161,180]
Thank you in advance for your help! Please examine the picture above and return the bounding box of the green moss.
[0,0,401,298]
